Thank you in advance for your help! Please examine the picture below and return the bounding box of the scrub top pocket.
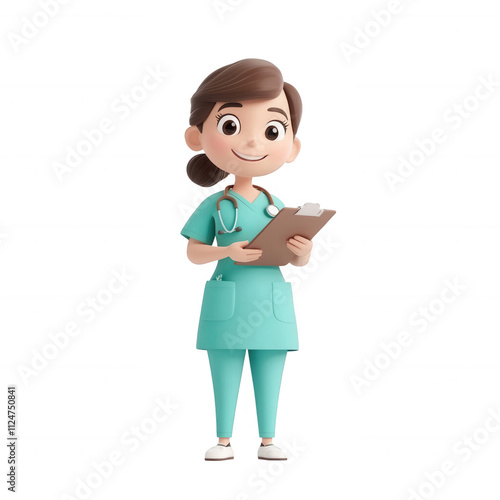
[200,280,236,321]
[272,282,296,323]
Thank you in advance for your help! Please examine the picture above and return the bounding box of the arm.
[287,235,313,267]
[187,238,263,265]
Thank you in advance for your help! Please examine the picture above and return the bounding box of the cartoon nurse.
[181,59,311,461]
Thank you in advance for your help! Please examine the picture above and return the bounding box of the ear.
[185,125,203,151]
[286,136,301,163]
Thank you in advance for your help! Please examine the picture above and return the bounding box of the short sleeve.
[180,196,216,245]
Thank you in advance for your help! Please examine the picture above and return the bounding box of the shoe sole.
[258,457,287,461]
[205,457,234,461]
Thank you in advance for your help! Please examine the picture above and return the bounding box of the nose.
[246,137,258,148]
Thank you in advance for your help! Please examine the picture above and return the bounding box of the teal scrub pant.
[207,349,287,438]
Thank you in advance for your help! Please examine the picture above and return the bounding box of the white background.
[1,0,500,499]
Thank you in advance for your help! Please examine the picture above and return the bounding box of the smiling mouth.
[232,150,268,162]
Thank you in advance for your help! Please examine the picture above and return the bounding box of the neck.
[232,176,253,192]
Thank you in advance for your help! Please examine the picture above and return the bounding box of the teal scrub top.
[181,188,299,351]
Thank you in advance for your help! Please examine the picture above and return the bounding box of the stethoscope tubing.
[218,207,240,233]
[216,185,278,235]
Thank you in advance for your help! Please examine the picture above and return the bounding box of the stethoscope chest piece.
[265,204,280,218]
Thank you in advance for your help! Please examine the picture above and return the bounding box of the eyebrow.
[218,102,243,111]
[267,107,288,120]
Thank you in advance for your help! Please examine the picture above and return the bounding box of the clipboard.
[236,203,336,266]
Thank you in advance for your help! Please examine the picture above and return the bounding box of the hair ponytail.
[186,153,229,187]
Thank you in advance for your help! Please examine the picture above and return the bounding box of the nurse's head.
[185,59,302,187]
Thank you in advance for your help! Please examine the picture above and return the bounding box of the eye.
[265,121,287,141]
[216,114,241,136]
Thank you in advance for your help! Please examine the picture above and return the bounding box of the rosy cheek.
[209,134,231,155]
[268,140,289,159]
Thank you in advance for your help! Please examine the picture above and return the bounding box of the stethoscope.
[216,184,280,234]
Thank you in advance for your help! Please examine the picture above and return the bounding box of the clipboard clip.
[295,203,324,217]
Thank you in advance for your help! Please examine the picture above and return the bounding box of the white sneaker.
[258,443,287,460]
[205,443,234,461]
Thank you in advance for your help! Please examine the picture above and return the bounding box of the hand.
[227,241,263,262]
[287,235,313,257]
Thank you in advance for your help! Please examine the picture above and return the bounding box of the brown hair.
[186,58,302,187]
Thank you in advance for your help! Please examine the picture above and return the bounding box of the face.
[185,90,300,178]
